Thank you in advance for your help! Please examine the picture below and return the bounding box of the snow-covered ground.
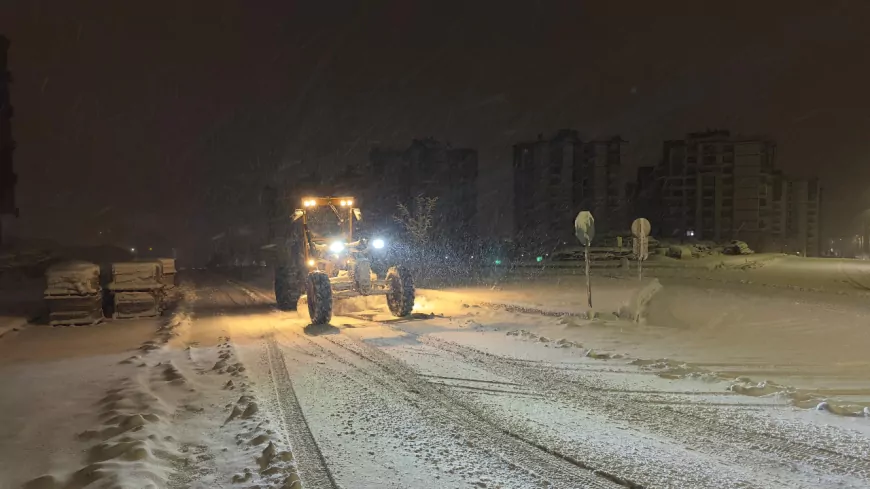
[631,253,870,295]
[1,264,869,488]
[459,271,870,416]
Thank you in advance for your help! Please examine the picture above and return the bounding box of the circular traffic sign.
[574,211,595,246]
[631,218,651,238]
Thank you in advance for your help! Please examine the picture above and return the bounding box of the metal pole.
[585,245,592,308]
[638,236,644,281]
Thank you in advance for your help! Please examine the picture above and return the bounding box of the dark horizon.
[3,1,870,253]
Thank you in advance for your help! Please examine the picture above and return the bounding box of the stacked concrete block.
[156,258,176,286]
[108,262,164,319]
[44,261,103,326]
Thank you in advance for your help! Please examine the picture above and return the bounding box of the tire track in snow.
[426,381,544,398]
[837,261,870,291]
[418,335,870,483]
[225,277,870,486]
[263,334,341,489]
[200,277,341,488]
[228,278,691,487]
[317,333,639,489]
[418,373,522,386]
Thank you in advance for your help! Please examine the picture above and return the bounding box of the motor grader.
[274,196,415,325]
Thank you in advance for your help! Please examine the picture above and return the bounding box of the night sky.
[3,1,870,255]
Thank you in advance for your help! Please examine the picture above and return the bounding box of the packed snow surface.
[1,261,869,488]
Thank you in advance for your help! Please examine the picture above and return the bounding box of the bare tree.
[395,195,438,246]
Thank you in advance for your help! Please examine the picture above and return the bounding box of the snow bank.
[21,379,179,489]
[11,281,303,489]
[420,276,662,320]
[15,306,198,488]
[616,278,662,322]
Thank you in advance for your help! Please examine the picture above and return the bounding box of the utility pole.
[0,35,18,246]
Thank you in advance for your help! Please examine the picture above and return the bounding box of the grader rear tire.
[275,266,302,311]
[274,223,306,311]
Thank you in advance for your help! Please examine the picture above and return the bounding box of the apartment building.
[659,130,822,255]
[659,130,777,247]
[513,130,625,247]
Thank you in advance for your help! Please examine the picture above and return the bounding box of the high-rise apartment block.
[658,130,822,255]
[513,130,625,246]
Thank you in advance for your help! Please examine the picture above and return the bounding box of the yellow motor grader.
[277,196,415,325]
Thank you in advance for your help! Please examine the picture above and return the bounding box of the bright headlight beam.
[372,238,385,249]
[329,241,345,253]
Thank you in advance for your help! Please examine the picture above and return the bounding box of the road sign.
[574,211,594,308]
[574,211,595,246]
[631,217,651,238]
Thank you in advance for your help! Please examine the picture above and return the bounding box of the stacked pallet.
[108,262,164,319]
[44,261,104,326]
[156,258,176,286]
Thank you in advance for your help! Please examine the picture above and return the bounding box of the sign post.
[631,218,651,281]
[574,211,595,308]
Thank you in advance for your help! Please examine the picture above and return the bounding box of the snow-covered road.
[3,271,870,489]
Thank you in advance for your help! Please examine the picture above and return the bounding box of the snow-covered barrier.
[108,262,165,319]
[667,245,693,259]
[45,293,104,326]
[113,291,161,319]
[44,261,101,296]
[44,261,104,326]
[156,258,176,286]
[111,261,161,289]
